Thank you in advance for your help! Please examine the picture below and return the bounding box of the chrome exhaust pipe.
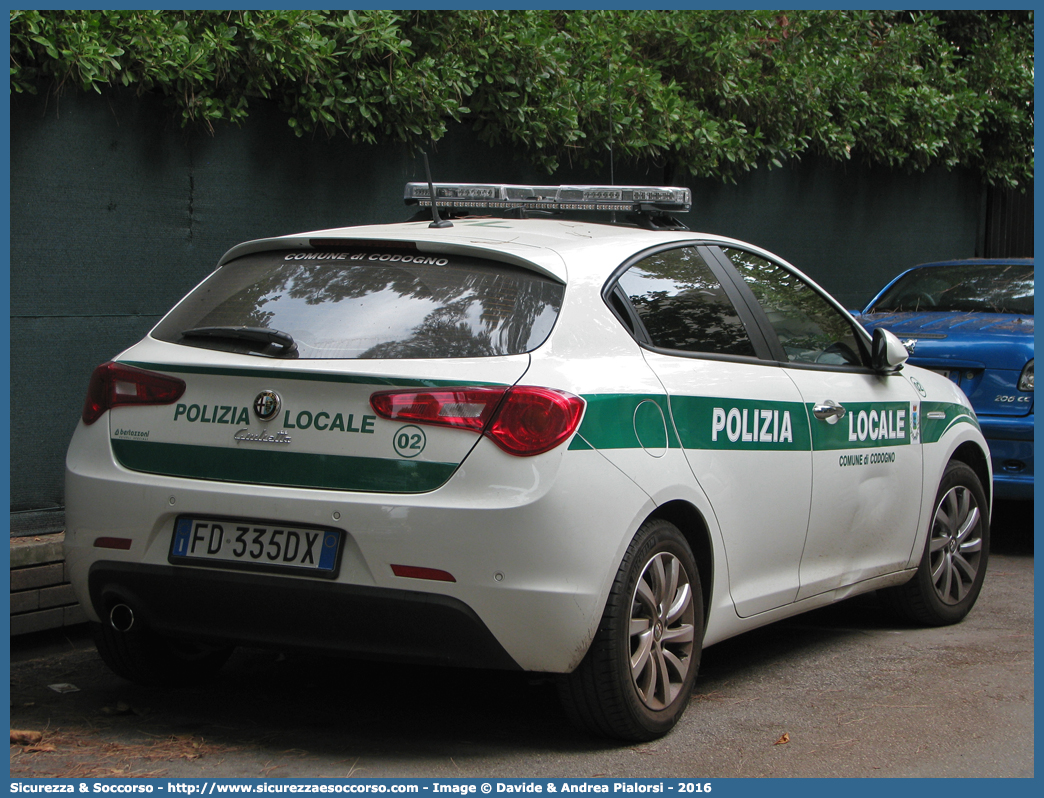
[109,604,135,633]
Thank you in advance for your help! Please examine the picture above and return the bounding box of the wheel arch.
[647,499,713,628]
[949,440,993,512]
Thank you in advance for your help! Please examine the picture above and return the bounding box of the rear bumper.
[979,415,1033,500]
[88,561,521,671]
[65,417,654,672]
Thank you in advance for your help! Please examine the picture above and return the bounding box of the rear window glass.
[152,248,565,359]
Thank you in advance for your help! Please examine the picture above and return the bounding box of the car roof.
[216,218,772,284]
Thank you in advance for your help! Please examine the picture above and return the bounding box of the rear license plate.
[170,516,342,578]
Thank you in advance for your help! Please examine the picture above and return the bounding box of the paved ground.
[9,501,1033,779]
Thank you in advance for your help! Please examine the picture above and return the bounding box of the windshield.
[867,262,1033,315]
[152,248,565,359]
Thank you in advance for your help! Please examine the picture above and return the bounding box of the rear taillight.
[370,386,585,457]
[485,387,586,456]
[370,387,507,432]
[82,362,186,425]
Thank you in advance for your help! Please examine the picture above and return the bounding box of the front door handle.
[812,399,846,424]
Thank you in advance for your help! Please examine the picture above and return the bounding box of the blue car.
[860,259,1033,500]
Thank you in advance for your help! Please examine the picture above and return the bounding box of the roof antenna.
[607,56,616,223]
[423,151,452,229]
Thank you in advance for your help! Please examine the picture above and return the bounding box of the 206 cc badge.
[254,390,282,422]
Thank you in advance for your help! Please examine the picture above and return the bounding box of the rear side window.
[615,247,757,357]
[152,248,564,359]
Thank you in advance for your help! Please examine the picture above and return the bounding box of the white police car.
[64,183,991,741]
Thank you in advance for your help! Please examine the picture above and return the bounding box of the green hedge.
[10,10,1034,187]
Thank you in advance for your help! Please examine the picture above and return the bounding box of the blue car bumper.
[979,415,1034,501]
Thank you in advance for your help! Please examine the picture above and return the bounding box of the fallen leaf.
[11,730,44,745]
[25,744,57,753]
[774,732,790,746]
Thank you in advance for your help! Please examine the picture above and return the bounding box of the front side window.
[722,248,867,367]
[615,247,756,357]
[152,248,564,359]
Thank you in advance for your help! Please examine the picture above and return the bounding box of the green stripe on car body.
[808,402,911,451]
[919,401,981,444]
[570,394,680,450]
[671,396,811,451]
[573,394,976,453]
[109,387,976,493]
[111,440,457,493]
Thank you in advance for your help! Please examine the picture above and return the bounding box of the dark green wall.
[9,88,985,519]
[688,158,983,306]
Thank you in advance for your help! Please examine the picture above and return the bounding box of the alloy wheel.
[928,484,984,605]
[629,551,696,710]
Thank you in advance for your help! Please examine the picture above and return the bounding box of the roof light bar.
[404,183,691,213]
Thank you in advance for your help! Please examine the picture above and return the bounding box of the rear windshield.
[152,248,565,359]
[868,262,1034,315]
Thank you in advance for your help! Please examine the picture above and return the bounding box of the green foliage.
[9,9,1034,187]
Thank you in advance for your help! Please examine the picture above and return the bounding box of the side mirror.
[871,327,908,373]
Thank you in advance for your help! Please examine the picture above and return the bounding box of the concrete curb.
[10,532,86,635]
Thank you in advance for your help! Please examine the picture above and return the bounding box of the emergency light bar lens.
[403,182,691,212]
[411,185,499,200]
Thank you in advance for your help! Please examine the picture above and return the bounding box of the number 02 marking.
[393,425,426,458]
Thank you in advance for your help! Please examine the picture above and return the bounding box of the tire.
[559,518,703,741]
[91,621,232,686]
[880,460,989,626]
